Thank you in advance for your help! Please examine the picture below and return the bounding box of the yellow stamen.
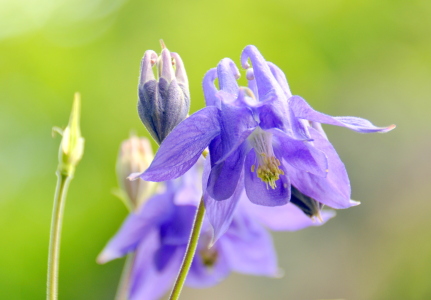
[251,153,284,189]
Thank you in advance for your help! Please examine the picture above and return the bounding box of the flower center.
[248,127,284,189]
[199,247,218,267]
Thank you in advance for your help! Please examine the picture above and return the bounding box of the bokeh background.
[1,0,430,299]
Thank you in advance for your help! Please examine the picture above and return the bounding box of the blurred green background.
[1,0,430,299]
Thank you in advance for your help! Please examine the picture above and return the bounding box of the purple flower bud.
[137,41,190,144]
[116,135,156,211]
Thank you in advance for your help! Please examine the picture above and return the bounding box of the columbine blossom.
[133,45,393,237]
[100,161,334,300]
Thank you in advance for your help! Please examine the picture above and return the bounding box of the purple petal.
[173,160,203,206]
[138,50,157,85]
[270,128,328,177]
[154,244,177,271]
[240,45,283,101]
[244,149,291,206]
[135,106,221,182]
[215,91,257,163]
[207,144,247,200]
[255,95,310,140]
[186,239,231,288]
[159,48,175,82]
[267,62,292,98]
[97,193,173,263]
[160,204,196,245]
[129,232,182,300]
[243,200,335,231]
[286,127,353,209]
[289,95,396,133]
[203,156,244,244]
[171,52,188,88]
[220,208,278,276]
[202,68,220,108]
[217,58,240,95]
[246,68,259,100]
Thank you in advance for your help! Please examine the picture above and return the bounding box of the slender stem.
[47,171,73,300]
[168,198,205,300]
[115,253,135,300]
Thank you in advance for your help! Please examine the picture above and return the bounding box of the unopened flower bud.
[56,93,85,177]
[137,40,190,144]
[116,135,156,211]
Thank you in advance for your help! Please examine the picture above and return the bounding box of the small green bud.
[115,135,156,211]
[56,93,85,177]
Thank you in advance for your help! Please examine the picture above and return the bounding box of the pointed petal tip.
[350,199,361,206]
[385,124,396,132]
[312,209,336,224]
[96,249,121,264]
[127,172,142,181]
[208,227,219,248]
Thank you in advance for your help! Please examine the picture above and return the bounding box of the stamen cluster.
[253,153,284,189]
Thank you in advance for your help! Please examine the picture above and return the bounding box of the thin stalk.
[47,171,73,300]
[115,253,135,300]
[168,198,205,300]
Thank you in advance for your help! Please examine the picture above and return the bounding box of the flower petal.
[271,128,328,177]
[154,244,177,271]
[202,68,220,108]
[207,143,247,200]
[289,95,396,133]
[97,193,173,263]
[160,204,196,245]
[244,149,291,206]
[286,127,353,209]
[240,45,283,101]
[220,208,278,276]
[215,91,257,163]
[243,200,335,231]
[217,58,240,95]
[267,62,292,98]
[172,160,203,207]
[203,156,244,244]
[186,240,231,288]
[135,106,221,182]
[129,233,182,300]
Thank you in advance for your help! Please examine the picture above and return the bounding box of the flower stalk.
[115,253,135,300]
[47,172,72,300]
[47,93,84,300]
[168,198,205,300]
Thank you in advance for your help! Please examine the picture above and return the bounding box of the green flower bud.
[56,93,84,177]
[116,135,156,211]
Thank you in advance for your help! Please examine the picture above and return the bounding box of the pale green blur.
[0,0,430,299]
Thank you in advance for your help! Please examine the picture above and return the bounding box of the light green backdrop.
[1,0,430,299]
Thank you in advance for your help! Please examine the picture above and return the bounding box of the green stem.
[115,253,135,300]
[168,198,205,300]
[47,171,73,300]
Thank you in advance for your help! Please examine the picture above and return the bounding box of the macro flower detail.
[133,45,394,239]
[100,161,333,300]
[137,40,190,144]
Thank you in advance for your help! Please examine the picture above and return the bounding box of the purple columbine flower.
[138,41,190,144]
[132,45,394,237]
[100,162,333,300]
